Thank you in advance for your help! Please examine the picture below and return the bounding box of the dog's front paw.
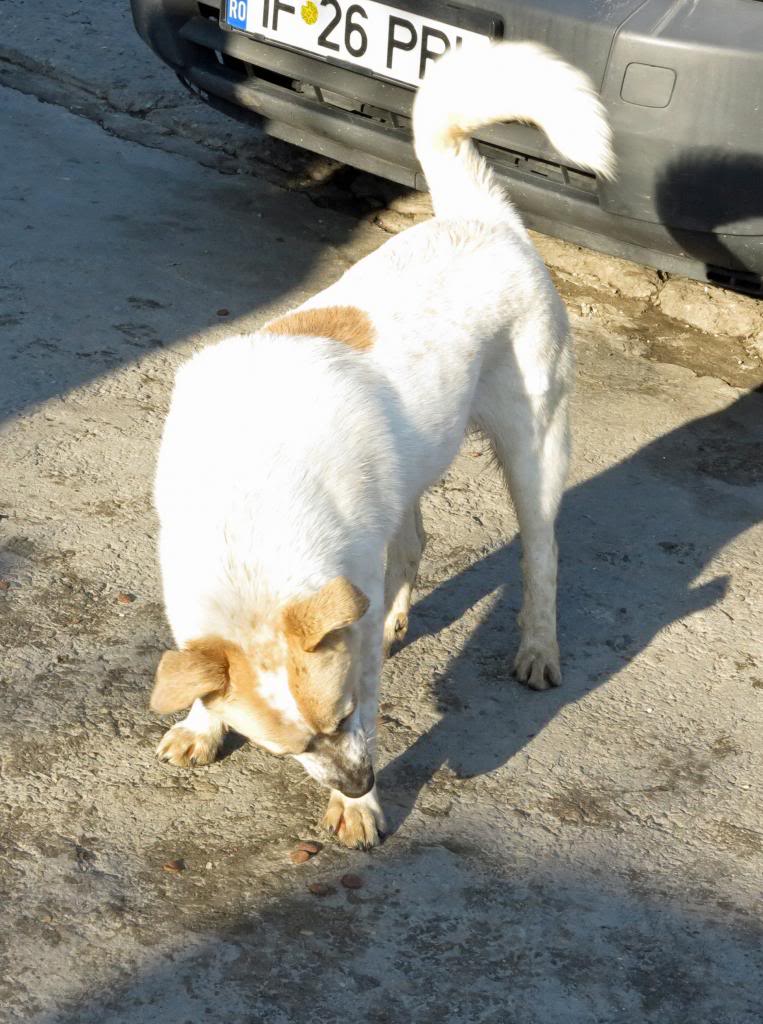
[514,640,561,691]
[156,725,222,767]
[322,787,386,850]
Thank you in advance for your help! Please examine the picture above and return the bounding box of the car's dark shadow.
[0,83,370,425]
[656,149,763,293]
[380,385,763,828]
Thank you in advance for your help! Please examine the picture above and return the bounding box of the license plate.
[223,1,495,89]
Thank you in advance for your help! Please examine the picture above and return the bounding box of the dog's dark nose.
[341,767,375,799]
[359,767,375,796]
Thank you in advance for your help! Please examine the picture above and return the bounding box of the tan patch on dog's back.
[264,306,375,352]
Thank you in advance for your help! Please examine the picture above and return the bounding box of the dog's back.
[287,41,616,484]
[155,333,405,643]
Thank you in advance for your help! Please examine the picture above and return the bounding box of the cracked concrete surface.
[1,10,762,1024]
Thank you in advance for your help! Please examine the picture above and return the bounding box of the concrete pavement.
[1,60,761,1024]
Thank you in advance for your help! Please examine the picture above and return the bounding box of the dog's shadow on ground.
[380,384,763,829]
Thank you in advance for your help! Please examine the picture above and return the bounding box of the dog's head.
[150,577,374,798]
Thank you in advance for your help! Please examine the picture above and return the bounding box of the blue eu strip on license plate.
[227,0,248,30]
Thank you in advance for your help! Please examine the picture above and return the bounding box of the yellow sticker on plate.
[301,2,318,25]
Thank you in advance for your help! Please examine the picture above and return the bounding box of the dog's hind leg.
[383,500,426,656]
[156,698,226,767]
[474,358,570,690]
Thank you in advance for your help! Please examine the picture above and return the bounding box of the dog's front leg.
[323,595,387,849]
[156,697,226,766]
[323,786,386,850]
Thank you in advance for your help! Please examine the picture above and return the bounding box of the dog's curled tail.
[412,41,615,222]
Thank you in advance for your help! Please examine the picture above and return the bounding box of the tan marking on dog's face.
[281,577,369,733]
[151,637,230,714]
[264,306,375,352]
[151,580,370,789]
[220,640,311,753]
[282,577,369,653]
[285,632,355,734]
[151,636,310,754]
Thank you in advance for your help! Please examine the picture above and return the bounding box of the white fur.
[154,42,614,835]
[183,697,217,733]
[413,41,615,223]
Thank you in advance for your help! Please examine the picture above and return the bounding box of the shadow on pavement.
[33,844,762,1024]
[0,84,364,423]
[382,385,763,827]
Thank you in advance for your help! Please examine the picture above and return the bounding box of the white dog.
[150,42,614,848]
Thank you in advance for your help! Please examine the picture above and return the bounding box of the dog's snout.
[295,727,374,796]
[340,766,375,800]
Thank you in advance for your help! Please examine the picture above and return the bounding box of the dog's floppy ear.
[282,577,369,652]
[150,637,230,714]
